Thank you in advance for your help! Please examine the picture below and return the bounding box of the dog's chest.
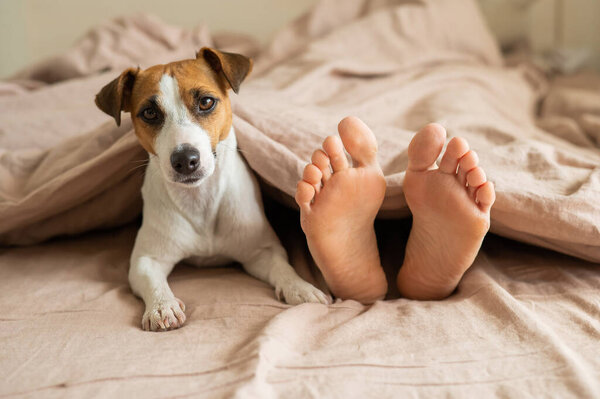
[141,132,265,264]
[168,182,232,244]
[184,254,231,267]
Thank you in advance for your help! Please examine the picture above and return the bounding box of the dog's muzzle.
[170,143,203,183]
[170,143,199,175]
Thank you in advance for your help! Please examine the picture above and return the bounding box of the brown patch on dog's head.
[94,67,139,126]
[94,48,252,155]
[197,47,253,94]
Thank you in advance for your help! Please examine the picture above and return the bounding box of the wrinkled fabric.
[1,1,600,397]
[1,218,599,398]
[0,2,598,260]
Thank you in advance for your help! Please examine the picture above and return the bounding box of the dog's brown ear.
[95,68,139,126]
[198,48,252,94]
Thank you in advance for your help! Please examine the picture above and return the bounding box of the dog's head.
[95,48,252,186]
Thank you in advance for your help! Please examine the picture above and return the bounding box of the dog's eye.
[142,108,157,121]
[198,97,215,112]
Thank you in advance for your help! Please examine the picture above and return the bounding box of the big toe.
[337,116,379,167]
[407,123,447,172]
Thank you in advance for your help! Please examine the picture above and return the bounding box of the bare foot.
[295,116,387,304]
[397,124,496,300]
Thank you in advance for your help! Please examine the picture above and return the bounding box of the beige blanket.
[0,1,598,261]
[1,0,599,397]
[1,218,599,398]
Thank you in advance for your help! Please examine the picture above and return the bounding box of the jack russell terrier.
[95,47,330,331]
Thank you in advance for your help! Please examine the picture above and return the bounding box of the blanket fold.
[0,0,599,262]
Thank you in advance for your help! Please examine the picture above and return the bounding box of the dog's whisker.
[147,165,161,180]
[130,159,150,164]
[126,163,150,174]
[130,160,149,167]
[218,143,247,155]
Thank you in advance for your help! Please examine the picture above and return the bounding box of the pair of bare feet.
[295,117,496,303]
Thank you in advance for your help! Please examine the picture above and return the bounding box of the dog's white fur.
[130,75,329,331]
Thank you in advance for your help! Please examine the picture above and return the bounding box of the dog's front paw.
[142,298,187,331]
[276,280,331,305]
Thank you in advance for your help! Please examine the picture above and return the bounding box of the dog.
[95,47,330,331]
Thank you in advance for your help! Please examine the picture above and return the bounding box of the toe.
[296,181,315,210]
[439,137,469,174]
[303,164,323,193]
[174,308,186,325]
[466,166,487,188]
[457,150,479,187]
[337,116,379,167]
[476,181,496,212]
[323,135,349,172]
[466,166,486,200]
[176,298,186,312]
[311,149,332,181]
[157,316,166,330]
[407,123,447,172]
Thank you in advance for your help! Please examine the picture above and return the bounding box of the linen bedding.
[1,0,598,397]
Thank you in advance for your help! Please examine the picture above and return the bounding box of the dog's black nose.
[170,144,200,175]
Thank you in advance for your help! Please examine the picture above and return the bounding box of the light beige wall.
[529,0,600,69]
[0,0,317,78]
[557,0,600,70]
[1,0,598,78]
[0,1,29,78]
[479,0,600,70]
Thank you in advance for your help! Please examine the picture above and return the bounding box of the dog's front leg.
[129,256,186,331]
[242,246,331,305]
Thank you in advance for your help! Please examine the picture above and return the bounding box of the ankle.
[328,262,388,304]
[396,259,459,300]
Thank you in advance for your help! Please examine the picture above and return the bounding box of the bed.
[1,0,599,397]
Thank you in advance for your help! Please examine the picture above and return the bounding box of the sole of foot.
[295,116,388,304]
[397,123,495,300]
